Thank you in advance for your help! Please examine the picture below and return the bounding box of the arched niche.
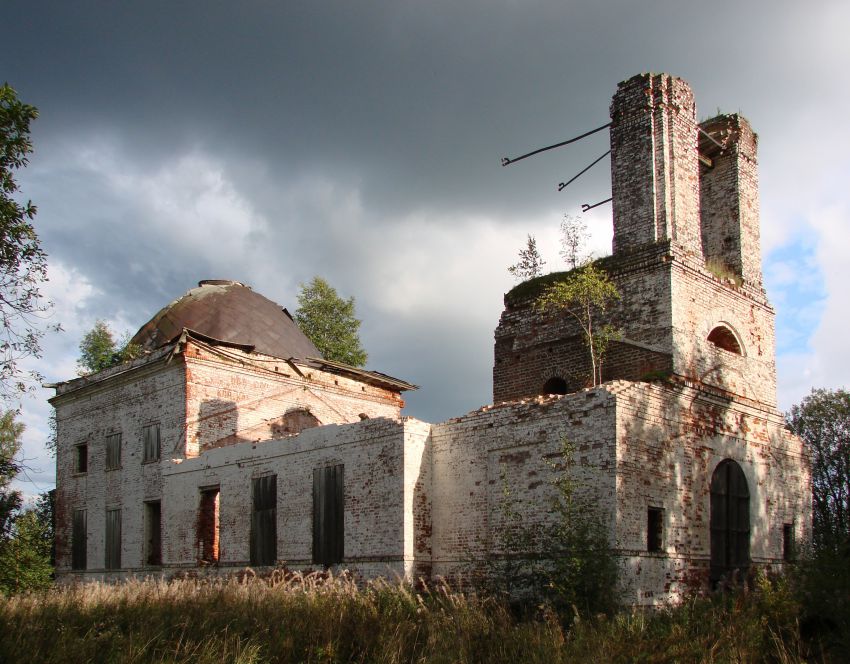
[541,376,568,395]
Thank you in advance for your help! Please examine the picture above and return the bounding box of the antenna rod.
[501,122,611,167]
[558,150,611,192]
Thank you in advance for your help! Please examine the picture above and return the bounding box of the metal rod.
[558,150,611,192]
[698,126,725,149]
[501,122,611,167]
[581,197,613,212]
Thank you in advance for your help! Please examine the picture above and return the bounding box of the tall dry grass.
[0,571,833,663]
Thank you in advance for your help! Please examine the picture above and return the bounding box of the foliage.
[790,546,850,657]
[786,388,850,553]
[508,234,546,281]
[536,262,621,386]
[0,574,836,663]
[77,319,142,375]
[294,277,367,367]
[705,257,743,287]
[0,412,52,597]
[487,437,618,619]
[0,506,53,597]
[559,215,590,270]
[0,84,51,400]
[0,411,24,541]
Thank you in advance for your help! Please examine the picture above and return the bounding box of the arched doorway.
[710,459,750,585]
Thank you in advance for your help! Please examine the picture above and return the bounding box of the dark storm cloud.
[4,0,850,494]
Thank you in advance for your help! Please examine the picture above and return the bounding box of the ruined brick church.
[51,73,810,604]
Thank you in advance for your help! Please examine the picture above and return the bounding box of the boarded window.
[105,508,122,570]
[313,465,344,566]
[707,326,743,354]
[250,475,277,566]
[143,424,161,463]
[105,433,121,470]
[647,507,663,552]
[75,444,88,473]
[710,460,750,585]
[783,523,795,562]
[71,509,87,570]
[198,488,220,564]
[145,501,162,566]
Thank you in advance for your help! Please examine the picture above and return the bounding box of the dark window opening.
[710,460,750,585]
[783,523,795,562]
[105,433,121,470]
[198,488,220,564]
[143,424,161,462]
[145,501,162,566]
[105,508,122,570]
[647,507,663,553]
[707,326,743,355]
[250,475,277,566]
[542,377,568,395]
[71,509,87,570]
[313,464,344,566]
[75,444,88,474]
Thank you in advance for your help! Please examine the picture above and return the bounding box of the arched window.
[710,459,750,585]
[707,325,743,355]
[541,376,568,395]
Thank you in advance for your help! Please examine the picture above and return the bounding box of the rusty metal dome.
[130,280,321,360]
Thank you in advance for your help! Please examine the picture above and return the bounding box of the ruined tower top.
[609,73,703,258]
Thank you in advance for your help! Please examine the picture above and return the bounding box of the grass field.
[0,570,845,663]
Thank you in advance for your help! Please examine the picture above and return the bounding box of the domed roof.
[131,280,321,360]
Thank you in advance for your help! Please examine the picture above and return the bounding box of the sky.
[3,0,849,497]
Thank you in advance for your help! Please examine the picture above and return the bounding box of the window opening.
[105,433,121,470]
[198,488,220,564]
[647,507,663,553]
[542,376,568,395]
[145,501,162,566]
[250,475,277,566]
[143,424,161,462]
[313,464,344,566]
[710,459,750,585]
[71,509,87,570]
[707,326,743,354]
[105,508,122,570]
[75,444,88,474]
[783,523,795,562]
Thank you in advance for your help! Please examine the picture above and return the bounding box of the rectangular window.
[71,509,87,570]
[647,507,663,553]
[144,501,162,566]
[105,433,121,470]
[313,464,344,566]
[105,508,122,570]
[198,488,220,564]
[783,523,795,562]
[143,424,161,463]
[74,444,88,474]
[250,475,277,566]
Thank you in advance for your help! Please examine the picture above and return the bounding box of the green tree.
[77,319,141,375]
[0,410,24,540]
[0,84,50,399]
[508,234,546,281]
[295,277,367,367]
[536,262,621,386]
[787,388,850,554]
